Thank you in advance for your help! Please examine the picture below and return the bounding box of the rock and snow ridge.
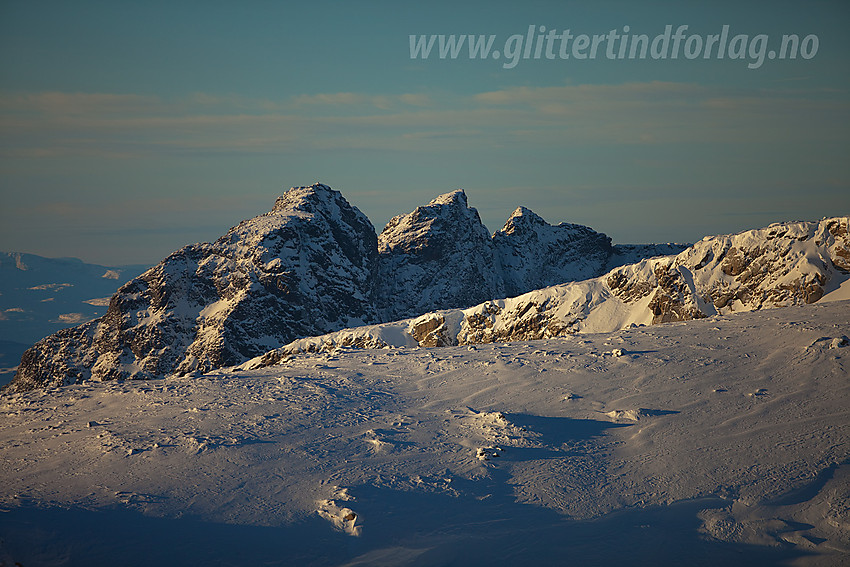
[0,253,149,386]
[253,216,850,361]
[493,205,615,298]
[0,252,149,346]
[6,183,683,393]
[375,190,651,319]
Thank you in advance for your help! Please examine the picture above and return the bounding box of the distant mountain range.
[5,183,685,393]
[11,183,850,394]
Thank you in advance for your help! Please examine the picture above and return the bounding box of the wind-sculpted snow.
[2,301,848,565]
[255,217,850,361]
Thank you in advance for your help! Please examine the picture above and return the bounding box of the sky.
[1,0,848,265]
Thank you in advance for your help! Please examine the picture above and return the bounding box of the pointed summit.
[428,189,468,207]
[394,189,480,232]
[493,209,613,297]
[9,184,380,392]
[377,190,504,319]
[271,183,339,214]
[501,206,547,233]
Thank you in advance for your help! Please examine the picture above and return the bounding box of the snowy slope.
[0,253,148,386]
[0,252,148,345]
[0,253,146,347]
[0,300,848,566]
[261,217,850,359]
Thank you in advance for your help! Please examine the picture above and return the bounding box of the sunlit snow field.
[1,300,848,566]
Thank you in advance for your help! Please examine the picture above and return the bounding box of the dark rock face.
[493,206,614,297]
[376,190,505,320]
[7,183,687,393]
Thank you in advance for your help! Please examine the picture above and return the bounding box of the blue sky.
[1,0,848,265]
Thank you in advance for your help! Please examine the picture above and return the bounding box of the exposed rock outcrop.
[493,206,613,297]
[377,190,505,320]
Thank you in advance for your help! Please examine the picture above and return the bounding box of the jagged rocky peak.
[224,183,378,278]
[500,206,548,232]
[271,183,349,216]
[377,189,505,319]
[7,183,380,393]
[428,188,468,207]
[378,190,481,253]
[493,206,613,297]
[496,205,609,245]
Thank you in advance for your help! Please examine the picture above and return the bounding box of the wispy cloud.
[0,82,847,159]
[294,92,387,107]
[293,92,434,109]
[0,92,165,115]
[473,81,703,106]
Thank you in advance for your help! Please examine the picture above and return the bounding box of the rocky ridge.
[376,190,505,320]
[493,206,614,297]
[253,217,850,361]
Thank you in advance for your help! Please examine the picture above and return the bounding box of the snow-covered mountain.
[253,217,850,360]
[376,190,678,319]
[0,253,148,385]
[9,184,380,392]
[377,190,505,319]
[0,252,148,345]
[493,206,614,297]
[8,183,674,393]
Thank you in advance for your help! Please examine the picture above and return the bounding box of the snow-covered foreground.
[1,301,848,566]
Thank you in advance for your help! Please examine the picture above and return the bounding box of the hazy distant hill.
[0,253,148,384]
